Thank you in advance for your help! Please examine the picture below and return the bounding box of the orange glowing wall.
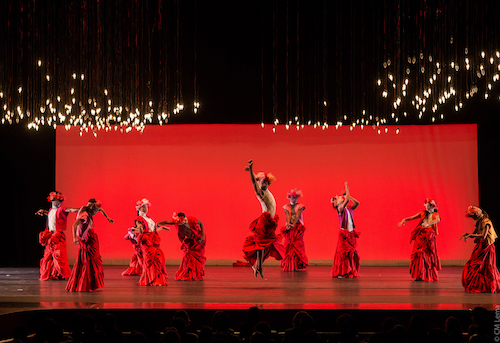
[56,124,478,264]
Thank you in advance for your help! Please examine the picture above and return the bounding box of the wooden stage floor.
[1,265,499,315]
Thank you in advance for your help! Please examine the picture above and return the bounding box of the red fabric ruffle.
[39,230,71,280]
[462,238,500,293]
[409,226,441,281]
[66,229,104,291]
[280,223,308,271]
[242,212,284,265]
[331,229,360,278]
[137,232,168,286]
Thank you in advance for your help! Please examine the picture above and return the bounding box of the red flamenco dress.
[175,217,206,281]
[331,206,360,278]
[280,204,308,271]
[462,218,500,293]
[331,230,360,278]
[66,210,104,292]
[121,229,143,276]
[243,212,284,265]
[39,207,72,280]
[409,211,441,281]
[137,231,168,286]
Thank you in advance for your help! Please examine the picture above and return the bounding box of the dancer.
[157,212,206,281]
[398,199,441,281]
[35,191,79,281]
[280,189,308,271]
[122,198,161,276]
[66,199,113,292]
[134,216,168,286]
[461,206,500,293]
[331,182,360,278]
[242,160,283,278]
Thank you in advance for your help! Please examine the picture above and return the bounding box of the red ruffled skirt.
[243,212,284,265]
[39,230,71,280]
[122,243,143,276]
[280,223,308,271]
[175,238,207,281]
[331,229,360,278]
[138,233,168,286]
[462,238,500,293]
[66,229,104,292]
[409,226,441,281]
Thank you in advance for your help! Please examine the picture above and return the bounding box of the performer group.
[35,160,500,293]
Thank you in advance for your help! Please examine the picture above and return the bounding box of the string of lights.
[1,1,499,135]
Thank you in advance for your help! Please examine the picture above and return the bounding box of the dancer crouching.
[157,212,206,281]
[331,182,361,278]
[242,160,284,278]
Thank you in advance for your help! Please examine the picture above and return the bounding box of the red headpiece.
[47,191,65,202]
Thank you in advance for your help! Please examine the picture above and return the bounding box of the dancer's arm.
[422,213,441,228]
[461,223,490,241]
[197,220,205,243]
[98,208,114,223]
[245,160,263,198]
[290,204,305,227]
[156,220,174,232]
[65,208,80,213]
[350,196,360,210]
[336,182,351,213]
[35,209,48,216]
[72,218,82,245]
[398,213,421,227]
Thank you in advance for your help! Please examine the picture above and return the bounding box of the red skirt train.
[331,229,360,278]
[66,229,104,292]
[280,223,308,271]
[122,243,143,276]
[409,226,441,281]
[175,237,206,281]
[39,230,71,280]
[243,212,284,265]
[462,238,500,293]
[138,233,168,286]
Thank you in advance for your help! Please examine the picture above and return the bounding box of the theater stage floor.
[0,265,498,316]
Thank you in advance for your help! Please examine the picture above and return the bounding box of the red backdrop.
[56,124,478,265]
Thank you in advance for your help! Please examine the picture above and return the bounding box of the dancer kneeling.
[461,206,500,293]
[157,212,206,281]
[331,182,360,278]
[398,199,441,281]
[66,199,113,292]
[242,160,284,278]
[134,216,168,286]
[281,189,308,271]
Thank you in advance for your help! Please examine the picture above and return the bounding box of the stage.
[0,265,498,313]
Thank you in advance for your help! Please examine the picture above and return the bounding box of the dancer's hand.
[107,218,114,223]
[245,159,253,171]
[459,233,469,241]
[73,237,79,245]
[398,220,406,227]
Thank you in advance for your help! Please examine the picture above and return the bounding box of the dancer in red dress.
[461,206,500,293]
[35,191,79,280]
[122,198,161,276]
[331,182,361,278]
[398,199,441,281]
[66,199,113,292]
[134,216,169,286]
[158,212,206,281]
[280,189,308,272]
[242,160,284,278]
